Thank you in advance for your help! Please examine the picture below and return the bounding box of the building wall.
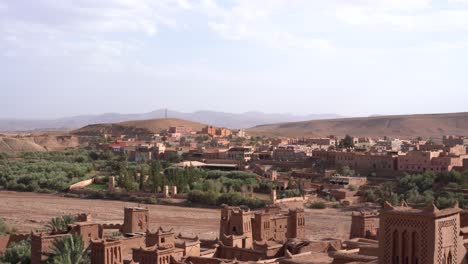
[169,126,192,135]
[90,239,124,264]
[287,209,306,239]
[443,136,468,147]
[379,205,466,264]
[398,150,466,173]
[120,235,146,258]
[121,207,149,234]
[70,223,100,249]
[349,212,379,240]
[219,206,253,248]
[183,243,201,257]
[31,233,70,264]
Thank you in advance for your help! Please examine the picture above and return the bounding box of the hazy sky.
[1,0,468,119]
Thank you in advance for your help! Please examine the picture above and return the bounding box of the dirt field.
[0,191,351,241]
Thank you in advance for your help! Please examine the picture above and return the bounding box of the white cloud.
[366,0,432,10]
[0,0,189,70]
[1,0,468,73]
[203,0,334,51]
[448,0,468,4]
[330,0,468,32]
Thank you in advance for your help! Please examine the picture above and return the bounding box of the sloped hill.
[0,135,82,154]
[0,137,46,153]
[27,135,81,151]
[248,112,468,139]
[72,118,207,136]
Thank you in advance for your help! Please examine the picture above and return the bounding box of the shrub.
[308,201,326,209]
[332,203,344,209]
[187,190,219,206]
[105,192,127,200]
[63,193,80,198]
[0,218,16,235]
[86,192,105,199]
[446,182,461,190]
[128,195,157,204]
[0,239,31,264]
[217,192,265,209]
[145,196,158,204]
[281,189,302,198]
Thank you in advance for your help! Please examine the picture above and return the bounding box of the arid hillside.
[72,118,208,136]
[248,112,468,139]
[0,135,80,154]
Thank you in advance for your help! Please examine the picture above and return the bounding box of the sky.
[1,0,468,119]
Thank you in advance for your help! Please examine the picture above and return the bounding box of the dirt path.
[0,191,351,241]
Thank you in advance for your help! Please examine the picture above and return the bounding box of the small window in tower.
[161,237,166,243]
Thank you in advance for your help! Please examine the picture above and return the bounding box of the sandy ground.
[0,191,351,241]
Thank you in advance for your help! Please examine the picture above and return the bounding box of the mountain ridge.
[0,109,342,131]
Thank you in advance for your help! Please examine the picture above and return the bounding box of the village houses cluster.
[98,125,468,176]
[2,123,468,263]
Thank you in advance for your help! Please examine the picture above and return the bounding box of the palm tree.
[46,215,76,234]
[47,234,89,264]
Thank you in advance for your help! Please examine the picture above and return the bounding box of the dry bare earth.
[0,135,80,154]
[0,191,351,241]
[0,137,45,153]
[72,118,208,137]
[248,112,468,139]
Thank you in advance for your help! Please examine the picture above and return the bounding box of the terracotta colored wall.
[216,245,264,261]
[0,234,29,255]
[121,236,146,258]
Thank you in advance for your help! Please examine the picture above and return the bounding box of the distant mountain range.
[0,109,342,131]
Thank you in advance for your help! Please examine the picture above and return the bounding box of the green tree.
[338,166,356,176]
[139,172,146,191]
[339,135,354,148]
[148,161,164,193]
[0,239,31,264]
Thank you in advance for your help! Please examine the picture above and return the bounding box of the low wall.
[216,245,264,261]
[274,196,310,204]
[0,234,29,255]
[255,160,312,169]
[68,178,94,190]
[330,249,378,264]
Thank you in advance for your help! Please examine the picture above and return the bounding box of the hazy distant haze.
[0,109,342,131]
